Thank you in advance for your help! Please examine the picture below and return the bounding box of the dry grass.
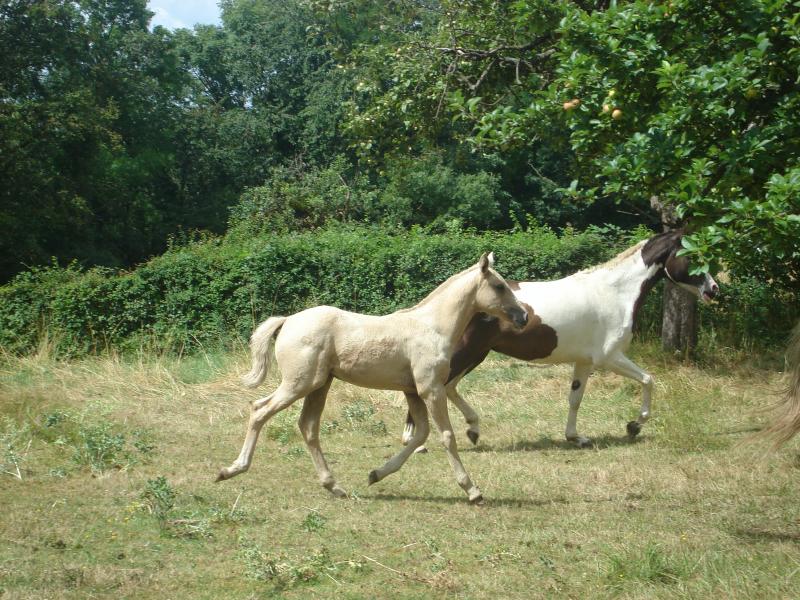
[1,344,799,599]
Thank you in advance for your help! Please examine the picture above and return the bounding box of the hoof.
[467,429,480,446]
[215,470,228,483]
[326,483,348,498]
[567,436,592,448]
[367,470,380,486]
[413,445,428,454]
[469,491,484,505]
[627,421,642,439]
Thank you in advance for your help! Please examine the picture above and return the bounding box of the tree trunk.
[661,280,698,354]
[650,194,699,355]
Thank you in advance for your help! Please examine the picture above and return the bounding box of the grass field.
[1,342,799,599]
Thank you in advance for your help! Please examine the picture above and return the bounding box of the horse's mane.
[578,239,648,274]
[395,263,479,313]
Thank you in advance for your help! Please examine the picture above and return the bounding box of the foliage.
[301,510,327,533]
[376,152,509,229]
[0,0,354,282]
[238,539,361,588]
[550,0,800,284]
[2,0,798,353]
[605,543,691,589]
[0,225,793,358]
[0,225,626,356]
[139,476,215,539]
[228,156,377,234]
[0,0,188,279]
[11,408,156,475]
[142,476,177,522]
[377,0,800,286]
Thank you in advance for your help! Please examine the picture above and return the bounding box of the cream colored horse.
[216,253,528,503]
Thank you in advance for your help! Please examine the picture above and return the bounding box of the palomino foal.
[402,230,719,449]
[217,253,528,502]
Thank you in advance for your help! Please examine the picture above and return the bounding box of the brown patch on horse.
[641,230,683,267]
[491,302,558,362]
[633,229,703,324]
[632,274,663,325]
[492,321,558,361]
[664,254,706,286]
[445,303,558,381]
[446,315,500,382]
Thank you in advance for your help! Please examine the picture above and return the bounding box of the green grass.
[1,345,799,598]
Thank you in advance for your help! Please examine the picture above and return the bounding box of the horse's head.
[643,230,719,303]
[474,252,529,328]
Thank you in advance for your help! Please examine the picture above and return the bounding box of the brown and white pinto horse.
[401,230,719,449]
[217,253,528,503]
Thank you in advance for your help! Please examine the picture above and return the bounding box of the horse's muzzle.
[701,281,719,303]
[511,309,528,329]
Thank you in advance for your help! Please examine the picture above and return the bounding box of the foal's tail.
[756,320,800,448]
[241,316,287,388]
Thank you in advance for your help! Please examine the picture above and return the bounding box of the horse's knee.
[301,429,319,445]
[642,373,654,390]
[440,430,455,448]
[249,408,270,427]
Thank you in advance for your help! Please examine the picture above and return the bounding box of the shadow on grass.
[733,527,800,544]
[463,433,642,453]
[369,492,603,509]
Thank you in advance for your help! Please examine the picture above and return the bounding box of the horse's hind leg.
[369,393,430,485]
[565,362,592,448]
[216,381,309,481]
[297,378,347,498]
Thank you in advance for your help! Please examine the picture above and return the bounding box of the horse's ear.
[478,252,490,273]
[487,252,495,267]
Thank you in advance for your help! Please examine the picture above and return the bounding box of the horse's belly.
[332,365,415,392]
[332,338,416,391]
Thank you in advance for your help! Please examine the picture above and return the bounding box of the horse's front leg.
[368,393,430,485]
[425,385,483,504]
[606,354,653,439]
[401,375,478,454]
[565,363,592,447]
[446,376,481,445]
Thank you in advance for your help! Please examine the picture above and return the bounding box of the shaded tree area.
[0,0,641,283]
[0,0,353,281]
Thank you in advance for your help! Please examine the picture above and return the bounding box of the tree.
[340,0,799,350]
[0,0,186,278]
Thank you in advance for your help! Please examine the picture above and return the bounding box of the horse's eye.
[494,283,505,292]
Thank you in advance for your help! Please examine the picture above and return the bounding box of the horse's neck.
[589,248,664,312]
[410,275,477,347]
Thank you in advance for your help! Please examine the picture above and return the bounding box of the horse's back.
[276,305,422,391]
[512,276,630,364]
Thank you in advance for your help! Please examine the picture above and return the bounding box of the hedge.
[0,225,795,357]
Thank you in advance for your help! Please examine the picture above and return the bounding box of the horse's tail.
[757,320,800,448]
[241,316,287,388]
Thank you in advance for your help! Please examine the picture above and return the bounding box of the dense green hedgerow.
[0,225,795,357]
